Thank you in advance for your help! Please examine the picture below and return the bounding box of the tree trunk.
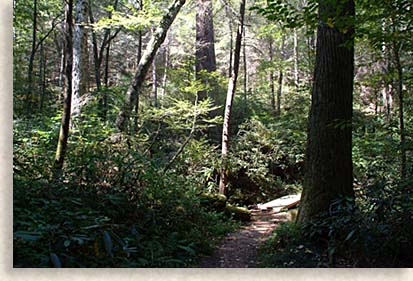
[71,0,86,118]
[80,1,89,95]
[54,0,73,172]
[298,0,355,223]
[134,29,143,133]
[195,0,217,100]
[116,0,186,132]
[89,0,102,92]
[277,70,283,115]
[228,10,233,78]
[219,0,246,195]
[152,56,158,107]
[27,0,37,112]
[195,0,220,143]
[392,39,406,180]
[58,38,66,91]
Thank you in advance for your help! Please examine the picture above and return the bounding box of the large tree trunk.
[80,1,89,95]
[54,0,73,172]
[195,0,219,143]
[195,0,217,99]
[71,0,86,117]
[219,0,246,195]
[298,0,355,222]
[116,0,186,132]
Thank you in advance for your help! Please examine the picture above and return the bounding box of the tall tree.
[195,0,219,142]
[195,0,217,99]
[71,0,86,117]
[298,0,355,222]
[116,0,187,132]
[219,0,246,195]
[54,0,73,172]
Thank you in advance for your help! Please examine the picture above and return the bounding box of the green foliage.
[252,0,318,30]
[222,112,306,205]
[14,174,235,267]
[13,99,235,267]
[260,188,413,267]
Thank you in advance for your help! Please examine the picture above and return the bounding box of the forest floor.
[198,195,300,268]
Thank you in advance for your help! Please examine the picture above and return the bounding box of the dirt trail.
[198,207,290,268]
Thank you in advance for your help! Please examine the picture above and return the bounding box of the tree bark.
[243,25,248,105]
[134,29,143,133]
[298,0,355,222]
[195,0,220,143]
[54,0,73,172]
[116,0,186,132]
[71,0,86,118]
[195,0,217,100]
[152,56,158,107]
[80,1,89,95]
[219,0,246,195]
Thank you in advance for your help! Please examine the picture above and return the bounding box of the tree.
[219,0,246,195]
[71,0,87,117]
[298,0,355,222]
[115,0,187,132]
[54,0,73,172]
[195,0,219,143]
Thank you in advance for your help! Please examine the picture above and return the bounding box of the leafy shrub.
[223,117,305,205]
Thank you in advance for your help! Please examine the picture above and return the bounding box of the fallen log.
[225,204,251,222]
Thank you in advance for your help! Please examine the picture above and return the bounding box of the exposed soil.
[198,207,289,268]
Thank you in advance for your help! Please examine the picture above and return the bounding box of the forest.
[13,0,413,268]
